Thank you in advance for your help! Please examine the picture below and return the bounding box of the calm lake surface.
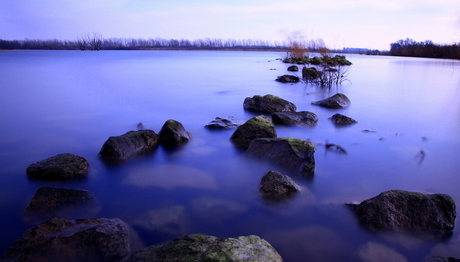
[0,50,459,261]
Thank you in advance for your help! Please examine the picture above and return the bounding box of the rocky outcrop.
[205,116,245,130]
[287,65,299,72]
[243,94,297,113]
[159,119,192,147]
[247,137,316,176]
[311,93,351,109]
[1,217,132,262]
[230,115,277,148]
[125,234,283,262]
[23,187,99,226]
[329,113,357,126]
[348,190,456,240]
[272,111,318,126]
[26,153,90,180]
[259,171,301,199]
[99,129,159,162]
[275,74,300,83]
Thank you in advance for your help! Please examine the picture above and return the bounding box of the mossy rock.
[243,94,296,113]
[230,115,277,149]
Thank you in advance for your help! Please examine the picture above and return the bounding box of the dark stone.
[205,116,245,130]
[247,137,316,176]
[311,93,351,109]
[275,74,301,83]
[287,65,299,72]
[26,153,90,180]
[302,67,320,79]
[230,115,277,149]
[243,94,297,114]
[23,187,99,226]
[99,129,159,162]
[259,171,301,198]
[1,217,132,262]
[348,190,456,240]
[125,234,283,262]
[272,111,318,126]
[329,113,357,126]
[159,119,192,147]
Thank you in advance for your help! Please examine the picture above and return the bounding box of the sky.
[1,0,459,50]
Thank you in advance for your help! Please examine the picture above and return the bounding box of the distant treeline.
[389,38,460,59]
[0,37,286,51]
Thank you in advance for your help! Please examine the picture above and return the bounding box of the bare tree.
[90,32,103,51]
[76,34,90,51]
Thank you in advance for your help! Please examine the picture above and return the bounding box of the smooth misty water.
[0,50,459,261]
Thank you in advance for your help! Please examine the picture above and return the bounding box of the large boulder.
[348,190,456,240]
[259,171,302,199]
[23,187,99,226]
[275,74,300,83]
[243,94,297,113]
[26,153,90,180]
[329,113,357,126]
[1,217,132,262]
[205,116,245,130]
[272,111,318,126]
[99,129,159,162]
[230,115,277,148]
[311,93,351,109]
[247,137,316,176]
[159,119,192,147]
[125,234,283,262]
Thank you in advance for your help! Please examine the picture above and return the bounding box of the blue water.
[1,50,460,261]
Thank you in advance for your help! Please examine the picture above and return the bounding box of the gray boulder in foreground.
[1,217,131,262]
[247,137,316,176]
[26,153,90,180]
[125,234,283,262]
[259,171,301,199]
[230,115,277,148]
[243,94,297,113]
[272,111,318,126]
[348,190,456,240]
[99,129,159,162]
[311,93,351,109]
[159,119,192,147]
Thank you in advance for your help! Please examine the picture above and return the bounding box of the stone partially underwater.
[247,137,316,177]
[99,129,159,163]
[348,190,456,240]
[125,234,283,262]
[230,115,277,149]
[26,153,90,180]
[243,94,297,113]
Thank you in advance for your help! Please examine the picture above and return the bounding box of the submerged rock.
[99,129,159,162]
[329,113,357,126]
[23,187,99,226]
[272,111,318,126]
[159,119,192,147]
[275,74,301,83]
[247,137,316,176]
[125,234,283,262]
[311,93,351,109]
[243,94,297,113]
[230,115,277,148]
[1,217,132,262]
[205,116,245,130]
[133,205,189,237]
[259,171,302,199]
[348,190,456,240]
[26,153,90,180]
